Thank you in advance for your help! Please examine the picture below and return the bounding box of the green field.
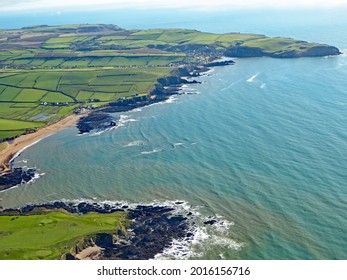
[0,210,128,260]
[0,118,44,130]
[0,67,170,140]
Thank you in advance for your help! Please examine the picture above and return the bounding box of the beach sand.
[0,114,83,174]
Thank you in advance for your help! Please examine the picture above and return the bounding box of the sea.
[1,8,346,260]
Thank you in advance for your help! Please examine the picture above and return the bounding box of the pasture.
[0,67,170,140]
[0,210,128,260]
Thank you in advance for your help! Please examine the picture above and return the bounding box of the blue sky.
[2,0,347,13]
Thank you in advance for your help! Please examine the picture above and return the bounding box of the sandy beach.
[0,114,83,174]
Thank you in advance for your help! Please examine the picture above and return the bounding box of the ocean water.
[1,9,347,259]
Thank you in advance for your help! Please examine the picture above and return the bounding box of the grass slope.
[0,210,128,260]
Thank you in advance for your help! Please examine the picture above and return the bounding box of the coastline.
[0,64,214,192]
[0,113,84,175]
[0,201,197,260]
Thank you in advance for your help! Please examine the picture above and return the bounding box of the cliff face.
[224,44,341,58]
[301,45,341,57]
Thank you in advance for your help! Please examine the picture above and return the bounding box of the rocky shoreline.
[0,63,210,191]
[0,62,223,191]
[0,167,36,192]
[76,64,208,134]
[1,201,200,260]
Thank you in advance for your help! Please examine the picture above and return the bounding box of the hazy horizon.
[2,0,347,13]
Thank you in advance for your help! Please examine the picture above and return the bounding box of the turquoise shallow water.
[1,9,347,259]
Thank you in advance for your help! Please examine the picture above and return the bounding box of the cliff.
[224,44,341,58]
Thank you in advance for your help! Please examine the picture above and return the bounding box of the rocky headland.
[1,201,204,260]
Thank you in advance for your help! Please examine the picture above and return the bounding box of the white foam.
[165,96,177,104]
[210,236,245,251]
[153,204,243,260]
[260,83,267,89]
[27,172,45,184]
[0,184,20,193]
[246,73,259,83]
[117,115,138,127]
[124,140,144,147]
[131,108,142,112]
[337,49,346,57]
[23,198,242,260]
[90,125,117,136]
[203,68,215,75]
[0,171,45,193]
[141,149,162,155]
[173,142,184,146]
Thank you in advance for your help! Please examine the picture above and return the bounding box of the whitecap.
[165,96,177,104]
[131,107,142,112]
[118,115,138,126]
[0,184,20,193]
[90,125,116,136]
[246,73,259,83]
[141,149,162,155]
[27,172,45,184]
[173,142,184,146]
[124,140,144,147]
[260,83,267,89]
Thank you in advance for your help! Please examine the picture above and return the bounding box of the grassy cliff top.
[0,209,128,259]
[0,24,340,57]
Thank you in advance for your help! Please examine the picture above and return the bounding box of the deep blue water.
[1,9,346,259]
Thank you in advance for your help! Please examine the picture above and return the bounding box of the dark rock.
[3,201,194,260]
[95,233,114,248]
[204,60,234,67]
[204,220,217,225]
[76,112,115,134]
[65,253,76,260]
[300,45,341,57]
[0,168,36,192]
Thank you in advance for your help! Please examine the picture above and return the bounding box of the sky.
[2,0,347,13]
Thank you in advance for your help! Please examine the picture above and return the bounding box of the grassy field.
[0,209,128,260]
[0,67,170,140]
